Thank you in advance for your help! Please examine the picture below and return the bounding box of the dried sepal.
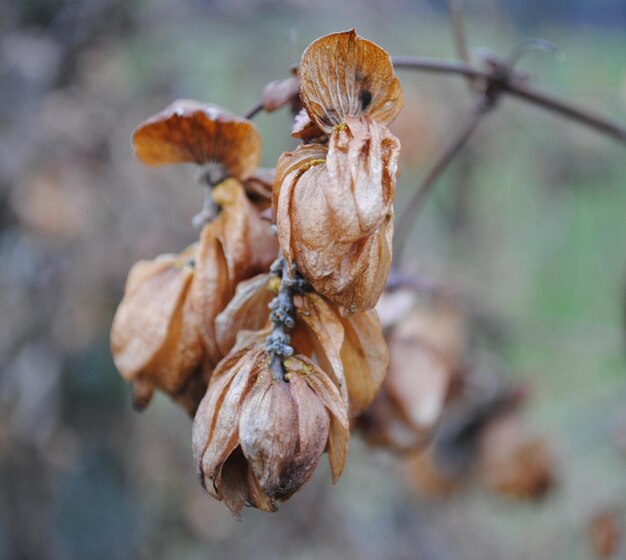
[110,246,204,414]
[214,274,274,357]
[132,100,261,180]
[298,29,404,132]
[191,179,277,366]
[292,292,388,416]
[192,346,349,514]
[275,117,399,315]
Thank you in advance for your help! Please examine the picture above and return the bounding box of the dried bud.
[192,346,349,514]
[262,76,300,113]
[275,116,400,315]
[356,293,465,452]
[403,446,463,499]
[132,100,260,181]
[589,509,622,559]
[110,246,205,414]
[298,29,404,132]
[476,411,554,500]
[291,291,388,415]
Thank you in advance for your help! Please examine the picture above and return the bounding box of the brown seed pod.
[132,100,261,180]
[298,29,404,132]
[274,116,400,315]
[192,346,349,515]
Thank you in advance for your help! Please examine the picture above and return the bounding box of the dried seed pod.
[298,29,404,132]
[292,291,388,416]
[192,346,349,515]
[275,116,400,315]
[132,100,261,181]
[110,246,205,414]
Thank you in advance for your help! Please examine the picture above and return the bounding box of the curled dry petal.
[275,117,399,315]
[298,29,404,132]
[132,100,261,180]
[110,247,204,413]
[243,167,274,203]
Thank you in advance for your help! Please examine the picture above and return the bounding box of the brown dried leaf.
[132,100,260,180]
[110,245,206,405]
[192,347,262,498]
[298,29,404,132]
[190,224,233,367]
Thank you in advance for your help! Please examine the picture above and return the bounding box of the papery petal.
[340,309,388,415]
[132,100,260,180]
[293,293,347,405]
[298,29,403,132]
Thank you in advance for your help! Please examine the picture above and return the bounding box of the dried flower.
[192,346,349,514]
[298,29,404,132]
[132,100,261,181]
[110,245,205,414]
[274,116,400,315]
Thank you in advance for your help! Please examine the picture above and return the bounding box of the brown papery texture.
[110,246,204,414]
[132,100,261,180]
[275,116,400,315]
[298,29,404,132]
[292,292,388,416]
[192,346,349,515]
[191,178,277,368]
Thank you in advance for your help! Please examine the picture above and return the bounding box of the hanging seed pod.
[192,345,349,515]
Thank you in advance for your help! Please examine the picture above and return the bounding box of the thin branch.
[394,101,491,265]
[243,100,264,120]
[392,56,489,80]
[392,55,626,145]
[503,80,626,143]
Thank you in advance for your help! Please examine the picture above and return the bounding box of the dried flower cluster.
[111,29,555,516]
[111,30,403,514]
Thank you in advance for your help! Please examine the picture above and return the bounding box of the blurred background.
[1,0,625,559]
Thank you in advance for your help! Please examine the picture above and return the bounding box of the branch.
[392,55,626,145]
